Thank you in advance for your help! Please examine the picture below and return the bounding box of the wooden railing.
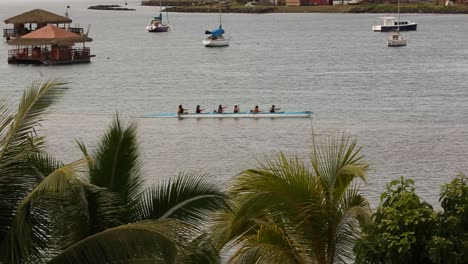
[3,26,84,39]
[68,27,84,35]
[8,47,91,63]
[3,29,18,39]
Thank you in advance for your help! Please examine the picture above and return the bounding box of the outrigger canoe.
[144,111,313,118]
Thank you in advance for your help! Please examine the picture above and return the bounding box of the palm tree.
[0,81,227,263]
[210,133,371,264]
[46,113,227,263]
[0,80,74,263]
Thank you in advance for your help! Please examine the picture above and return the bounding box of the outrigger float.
[144,111,313,118]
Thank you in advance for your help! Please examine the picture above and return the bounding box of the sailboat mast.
[160,0,163,15]
[219,0,222,27]
[397,0,400,31]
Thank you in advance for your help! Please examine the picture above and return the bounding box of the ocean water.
[1,0,468,208]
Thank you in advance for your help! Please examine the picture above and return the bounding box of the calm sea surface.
[1,0,468,207]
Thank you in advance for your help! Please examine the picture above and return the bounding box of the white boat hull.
[387,33,407,47]
[203,38,230,47]
[144,111,312,118]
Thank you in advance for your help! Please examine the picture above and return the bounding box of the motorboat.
[144,111,313,118]
[372,16,417,32]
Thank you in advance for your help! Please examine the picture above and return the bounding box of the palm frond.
[213,155,321,261]
[0,167,35,246]
[0,159,87,264]
[135,171,226,224]
[89,113,144,210]
[75,139,93,171]
[218,132,370,264]
[228,222,310,264]
[0,81,67,243]
[55,184,127,250]
[208,197,270,250]
[27,152,64,180]
[231,154,316,206]
[311,133,367,199]
[0,80,67,163]
[180,231,221,264]
[332,185,371,264]
[0,151,64,245]
[0,152,64,249]
[48,219,201,264]
[0,99,14,139]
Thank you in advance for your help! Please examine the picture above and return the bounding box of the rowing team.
[177,104,280,115]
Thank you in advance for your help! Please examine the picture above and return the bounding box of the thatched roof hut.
[8,25,92,46]
[4,9,71,24]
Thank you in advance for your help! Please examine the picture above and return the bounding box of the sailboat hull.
[387,33,407,47]
[203,38,230,47]
[147,25,170,32]
[387,39,407,46]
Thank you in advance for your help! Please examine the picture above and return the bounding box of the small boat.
[203,0,229,47]
[387,30,406,47]
[372,16,417,32]
[203,29,230,47]
[147,0,169,33]
[144,111,313,118]
[386,0,407,47]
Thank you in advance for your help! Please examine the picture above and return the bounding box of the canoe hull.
[144,111,313,118]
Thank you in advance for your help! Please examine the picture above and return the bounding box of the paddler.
[196,105,205,114]
[177,105,187,115]
[269,105,280,113]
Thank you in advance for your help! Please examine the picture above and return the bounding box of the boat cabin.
[150,19,161,27]
[7,25,94,65]
[3,9,83,41]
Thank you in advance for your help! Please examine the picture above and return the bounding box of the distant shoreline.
[142,2,468,14]
[88,4,136,11]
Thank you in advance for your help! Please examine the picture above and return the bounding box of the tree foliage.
[428,173,468,264]
[0,80,70,263]
[354,177,437,264]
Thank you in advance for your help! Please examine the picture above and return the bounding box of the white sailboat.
[203,0,230,47]
[387,0,407,47]
[147,0,169,33]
